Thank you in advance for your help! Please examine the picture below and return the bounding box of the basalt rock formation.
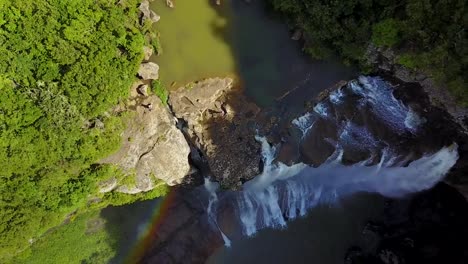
[169,78,262,189]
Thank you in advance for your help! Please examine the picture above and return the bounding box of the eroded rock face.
[169,78,262,188]
[138,62,159,80]
[100,96,191,193]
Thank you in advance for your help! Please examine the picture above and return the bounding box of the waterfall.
[209,139,458,238]
[329,88,345,105]
[204,178,231,247]
[292,112,316,138]
[205,76,458,243]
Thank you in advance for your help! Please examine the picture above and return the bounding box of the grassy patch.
[152,79,169,105]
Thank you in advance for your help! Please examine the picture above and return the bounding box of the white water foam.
[348,76,422,133]
[338,121,380,150]
[329,88,345,105]
[232,138,458,236]
[313,102,330,118]
[405,107,426,131]
[206,76,455,241]
[292,112,317,138]
[204,178,231,247]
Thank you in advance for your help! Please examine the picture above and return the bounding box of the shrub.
[372,19,400,47]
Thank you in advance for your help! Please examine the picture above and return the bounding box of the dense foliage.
[14,211,116,264]
[268,0,468,105]
[0,0,165,260]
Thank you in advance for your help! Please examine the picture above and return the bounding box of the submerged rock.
[166,0,174,8]
[100,96,191,192]
[169,78,262,188]
[138,62,159,80]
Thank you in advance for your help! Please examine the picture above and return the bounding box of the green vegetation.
[372,19,401,47]
[0,0,166,261]
[268,0,468,105]
[14,211,116,264]
[101,183,169,207]
[152,79,169,105]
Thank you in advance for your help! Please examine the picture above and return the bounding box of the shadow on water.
[207,193,386,264]
[209,0,356,107]
[151,0,355,107]
[100,199,163,263]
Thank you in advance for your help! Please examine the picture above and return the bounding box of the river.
[150,0,355,107]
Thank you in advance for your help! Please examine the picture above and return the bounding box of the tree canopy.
[268,0,468,105]
[0,0,163,260]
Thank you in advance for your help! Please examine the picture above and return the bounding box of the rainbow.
[124,188,178,263]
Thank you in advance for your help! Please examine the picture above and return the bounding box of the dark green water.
[151,0,355,107]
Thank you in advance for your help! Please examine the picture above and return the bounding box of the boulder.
[100,96,191,192]
[139,0,160,23]
[169,78,262,188]
[143,46,153,61]
[166,0,174,8]
[138,62,159,80]
[137,84,149,96]
[149,10,161,23]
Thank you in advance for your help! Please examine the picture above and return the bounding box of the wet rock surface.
[345,183,468,264]
[365,44,468,134]
[169,78,262,189]
[260,75,464,168]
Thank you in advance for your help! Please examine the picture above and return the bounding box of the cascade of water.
[338,121,380,150]
[231,141,458,236]
[329,88,345,105]
[292,112,316,138]
[204,178,231,247]
[205,76,457,243]
[350,76,419,134]
[313,102,330,118]
[405,107,426,131]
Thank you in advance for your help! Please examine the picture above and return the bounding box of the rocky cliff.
[100,95,192,193]
[99,77,264,193]
[169,78,262,189]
